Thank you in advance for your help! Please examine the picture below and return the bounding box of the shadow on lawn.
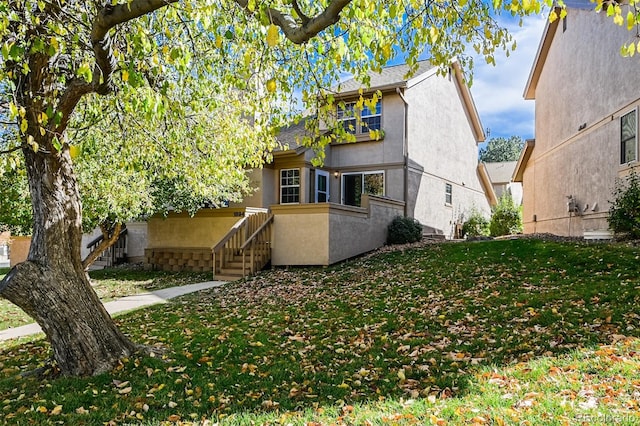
[0,239,638,424]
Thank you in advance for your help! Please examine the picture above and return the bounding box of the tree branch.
[91,0,179,95]
[291,0,311,25]
[56,1,179,133]
[234,0,352,44]
[0,145,24,155]
[82,222,122,270]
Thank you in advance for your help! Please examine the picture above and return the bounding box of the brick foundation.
[144,248,212,272]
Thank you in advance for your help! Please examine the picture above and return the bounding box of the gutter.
[396,87,409,217]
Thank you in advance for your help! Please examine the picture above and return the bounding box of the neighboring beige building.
[478,161,522,206]
[515,2,640,237]
[147,60,492,276]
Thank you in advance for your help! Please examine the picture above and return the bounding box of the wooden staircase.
[212,208,274,281]
[86,227,128,270]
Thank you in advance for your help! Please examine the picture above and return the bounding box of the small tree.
[608,171,640,239]
[490,194,522,236]
[462,209,490,237]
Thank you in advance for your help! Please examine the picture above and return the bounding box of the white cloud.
[470,14,548,140]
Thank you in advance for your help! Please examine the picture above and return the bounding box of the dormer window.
[337,101,382,135]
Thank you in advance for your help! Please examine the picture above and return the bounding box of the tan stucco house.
[514,2,640,238]
[478,161,522,206]
[146,60,492,277]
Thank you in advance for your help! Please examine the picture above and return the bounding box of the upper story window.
[280,168,300,204]
[445,183,452,205]
[621,109,637,164]
[337,101,382,135]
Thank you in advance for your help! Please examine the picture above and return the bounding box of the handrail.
[212,216,247,252]
[212,210,272,280]
[86,227,128,249]
[240,214,274,251]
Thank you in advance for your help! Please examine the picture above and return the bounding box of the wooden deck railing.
[240,214,274,276]
[211,209,272,279]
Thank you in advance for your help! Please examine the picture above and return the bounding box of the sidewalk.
[0,280,228,341]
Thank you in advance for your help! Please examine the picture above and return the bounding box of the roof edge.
[477,163,499,207]
[452,60,486,143]
[512,139,535,182]
[523,11,561,100]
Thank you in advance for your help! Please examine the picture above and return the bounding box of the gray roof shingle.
[334,60,435,94]
[484,161,518,184]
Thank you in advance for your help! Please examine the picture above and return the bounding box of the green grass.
[0,239,639,425]
[0,266,211,330]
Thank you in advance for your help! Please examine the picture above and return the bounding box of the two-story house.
[145,60,492,277]
[514,1,640,237]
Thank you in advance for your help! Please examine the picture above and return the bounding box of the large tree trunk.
[0,148,137,376]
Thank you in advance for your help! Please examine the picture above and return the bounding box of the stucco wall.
[147,209,245,249]
[523,8,639,235]
[9,236,31,266]
[404,68,491,235]
[271,195,404,266]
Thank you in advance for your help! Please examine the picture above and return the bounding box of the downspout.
[396,87,409,217]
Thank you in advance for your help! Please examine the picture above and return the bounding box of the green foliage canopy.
[479,136,525,163]
[490,194,523,236]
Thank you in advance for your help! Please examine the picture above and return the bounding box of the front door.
[315,170,330,202]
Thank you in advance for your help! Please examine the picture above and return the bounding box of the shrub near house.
[608,171,640,240]
[490,195,522,236]
[387,216,423,244]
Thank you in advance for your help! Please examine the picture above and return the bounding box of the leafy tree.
[490,194,523,236]
[608,171,640,239]
[0,167,32,236]
[462,209,490,237]
[479,136,525,163]
[0,0,558,376]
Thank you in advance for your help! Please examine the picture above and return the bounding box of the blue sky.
[469,13,548,142]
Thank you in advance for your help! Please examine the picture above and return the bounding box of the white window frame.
[337,101,382,135]
[280,168,300,204]
[621,108,637,165]
[315,170,330,203]
[445,183,453,205]
[341,170,385,206]
[337,101,357,134]
[360,102,382,132]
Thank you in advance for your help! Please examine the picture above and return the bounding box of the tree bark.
[0,148,136,376]
[82,222,123,271]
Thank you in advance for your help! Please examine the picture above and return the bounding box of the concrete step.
[214,274,244,281]
[219,267,246,276]
[423,233,446,240]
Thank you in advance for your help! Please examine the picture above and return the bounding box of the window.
[445,183,452,205]
[337,101,382,135]
[337,102,357,134]
[342,171,384,207]
[621,109,637,164]
[280,169,300,204]
[361,102,382,131]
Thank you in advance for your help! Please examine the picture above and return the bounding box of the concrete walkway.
[0,280,228,342]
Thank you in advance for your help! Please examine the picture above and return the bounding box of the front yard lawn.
[0,239,638,425]
[0,266,211,330]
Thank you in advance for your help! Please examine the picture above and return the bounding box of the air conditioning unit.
[567,195,580,214]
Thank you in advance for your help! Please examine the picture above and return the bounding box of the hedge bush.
[608,171,640,239]
[387,216,423,244]
[489,195,522,237]
[462,209,490,237]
